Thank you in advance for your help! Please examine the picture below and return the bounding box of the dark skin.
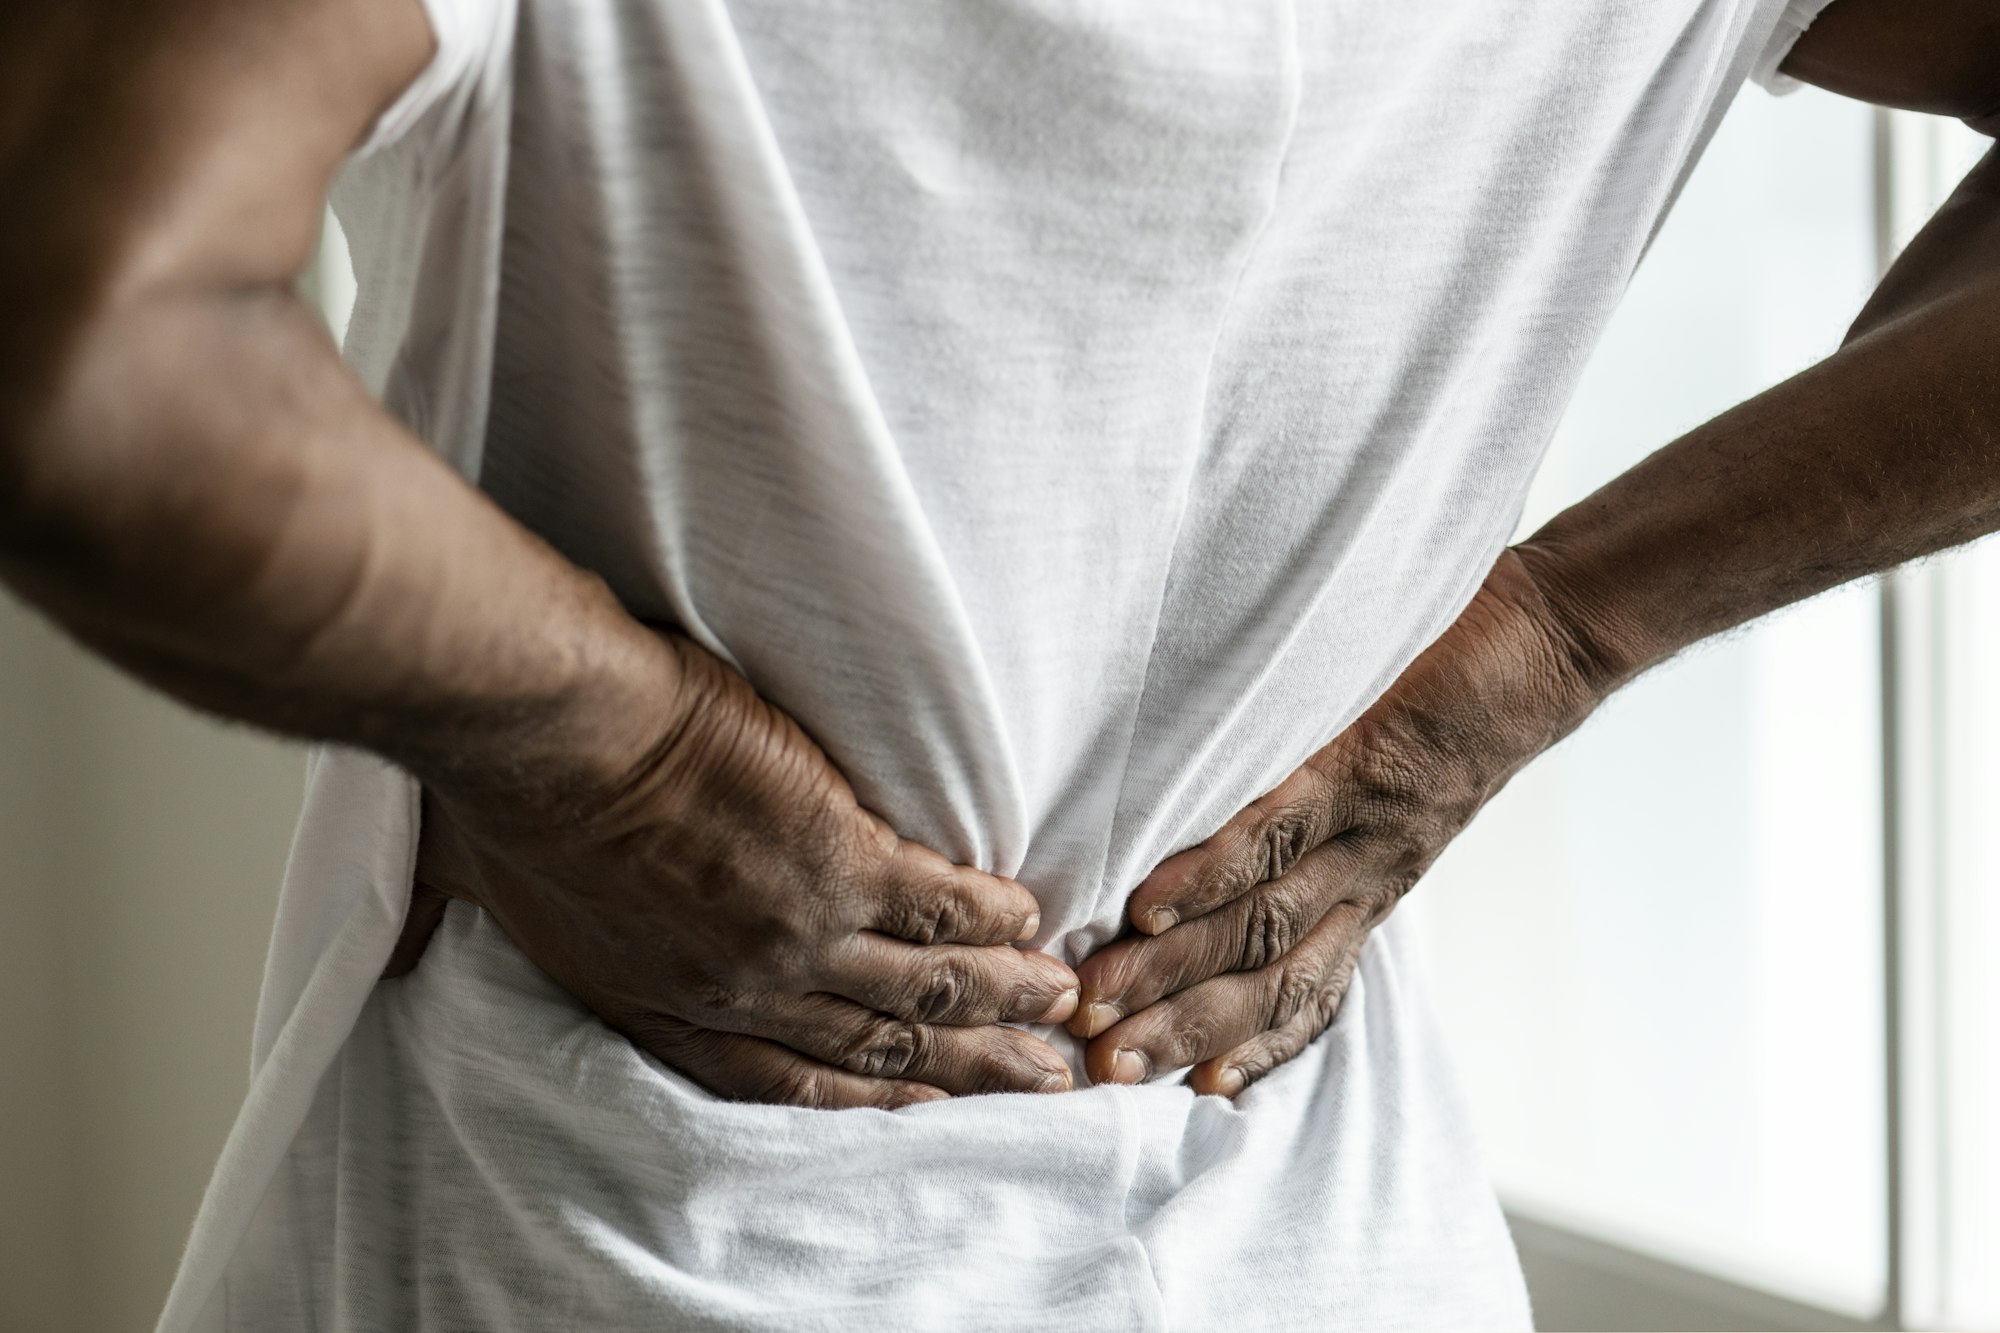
[1,0,1996,1108]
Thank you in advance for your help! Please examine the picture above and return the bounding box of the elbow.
[1970,90,2000,140]
[1954,46,2000,137]
[1965,47,2000,136]
[0,293,129,564]
[0,330,63,561]
[0,295,79,558]
[0,284,321,575]
[0,232,115,558]
[0,197,128,547]
[0,395,70,566]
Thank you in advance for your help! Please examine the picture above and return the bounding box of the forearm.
[0,1,657,807]
[0,284,680,809]
[1518,145,2000,694]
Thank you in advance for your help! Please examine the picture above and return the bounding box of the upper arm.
[0,0,433,355]
[0,0,434,525]
[1779,0,2000,134]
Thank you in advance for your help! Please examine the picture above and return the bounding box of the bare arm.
[1068,0,2000,1095]
[0,0,1078,1105]
[0,0,667,807]
[1520,2,2000,693]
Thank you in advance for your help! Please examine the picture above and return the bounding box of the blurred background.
[1417,95,2000,1330]
[1,88,1994,1332]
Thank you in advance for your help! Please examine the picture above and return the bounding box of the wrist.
[1508,533,1661,708]
[407,575,697,829]
[1347,549,1617,818]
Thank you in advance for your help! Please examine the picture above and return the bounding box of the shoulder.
[1779,0,2000,133]
[1,0,438,305]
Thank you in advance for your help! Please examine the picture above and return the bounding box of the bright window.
[1413,87,1998,1330]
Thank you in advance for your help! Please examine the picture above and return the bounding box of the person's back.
[14,0,1996,1329]
[189,2,1806,1326]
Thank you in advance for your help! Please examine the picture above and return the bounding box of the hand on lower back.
[385,631,1079,1107]
[1068,549,1605,1097]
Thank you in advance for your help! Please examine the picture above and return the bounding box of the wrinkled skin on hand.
[387,633,1081,1109]
[1070,549,1605,1097]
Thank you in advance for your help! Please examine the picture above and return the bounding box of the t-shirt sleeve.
[351,0,514,159]
[1750,0,1842,95]
[327,0,515,460]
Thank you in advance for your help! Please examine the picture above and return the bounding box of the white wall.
[0,591,302,1332]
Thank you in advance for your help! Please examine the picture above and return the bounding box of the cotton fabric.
[161,2,1833,1328]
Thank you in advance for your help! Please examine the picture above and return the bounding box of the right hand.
[384,631,1080,1109]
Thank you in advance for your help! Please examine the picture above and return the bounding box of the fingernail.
[1015,912,1041,942]
[1109,1049,1150,1085]
[1213,1065,1246,1098]
[1080,1001,1122,1038]
[1141,907,1180,934]
[1036,1068,1072,1094]
[1038,987,1080,1024]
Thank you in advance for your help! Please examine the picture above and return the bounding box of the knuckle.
[873,898,927,945]
[1188,830,1261,909]
[1306,984,1344,1034]
[1307,962,1357,1035]
[844,1017,923,1078]
[879,868,973,946]
[1085,944,1145,1003]
[908,961,970,1023]
[925,885,975,944]
[1238,888,1307,972]
[1194,860,1254,913]
[1258,804,1319,882]
[761,1064,829,1109]
[1234,1043,1286,1087]
[1269,962,1323,1029]
[1165,1010,1217,1069]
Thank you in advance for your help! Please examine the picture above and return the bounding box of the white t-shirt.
[161,2,1833,1328]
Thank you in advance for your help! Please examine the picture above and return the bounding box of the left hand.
[1067,548,1610,1096]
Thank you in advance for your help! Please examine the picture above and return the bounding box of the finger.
[1082,970,1269,1088]
[1085,899,1372,1087]
[1189,948,1363,1099]
[622,1011,948,1111]
[763,993,1073,1095]
[867,839,1044,947]
[832,933,1080,1027]
[1070,840,1365,1038]
[1125,755,1355,934]
[671,978,1074,1094]
[383,879,452,979]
